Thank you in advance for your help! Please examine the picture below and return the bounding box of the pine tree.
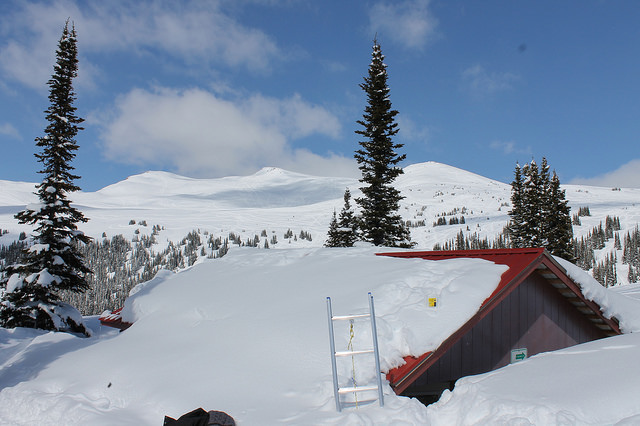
[522,160,543,247]
[546,171,574,260]
[325,211,341,247]
[325,189,359,248]
[0,21,91,335]
[335,188,358,247]
[507,158,573,260]
[354,39,412,247]
[538,157,551,247]
[507,163,526,247]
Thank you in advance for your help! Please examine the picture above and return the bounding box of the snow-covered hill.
[0,161,631,240]
[2,161,639,283]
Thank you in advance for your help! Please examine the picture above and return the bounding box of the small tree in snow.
[0,21,91,335]
[325,211,341,247]
[336,188,358,247]
[325,189,359,247]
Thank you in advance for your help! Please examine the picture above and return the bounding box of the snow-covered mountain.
[2,161,639,280]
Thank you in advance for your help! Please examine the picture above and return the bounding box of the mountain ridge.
[1,161,640,286]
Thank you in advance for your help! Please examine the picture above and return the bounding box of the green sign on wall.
[510,348,528,364]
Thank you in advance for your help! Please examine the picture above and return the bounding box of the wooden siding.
[403,271,607,396]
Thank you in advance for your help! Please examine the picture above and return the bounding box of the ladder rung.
[327,293,384,412]
[335,349,374,357]
[338,385,380,394]
[332,313,370,320]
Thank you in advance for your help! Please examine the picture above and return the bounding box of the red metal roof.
[377,248,621,393]
[379,247,547,308]
[99,307,132,331]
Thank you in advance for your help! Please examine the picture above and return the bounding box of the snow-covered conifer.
[507,163,526,247]
[324,211,341,247]
[508,158,573,260]
[0,21,91,335]
[337,188,358,247]
[325,188,359,247]
[354,39,412,247]
[546,171,574,260]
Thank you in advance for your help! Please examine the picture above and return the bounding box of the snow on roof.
[0,247,506,424]
[555,256,640,333]
[381,248,624,391]
[3,247,640,424]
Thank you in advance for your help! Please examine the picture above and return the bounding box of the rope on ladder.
[347,319,359,408]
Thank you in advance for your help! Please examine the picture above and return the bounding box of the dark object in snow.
[163,408,235,426]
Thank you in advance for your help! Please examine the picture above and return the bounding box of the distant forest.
[430,210,639,289]
[2,211,640,315]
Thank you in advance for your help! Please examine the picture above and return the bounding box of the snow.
[1,247,640,424]
[5,273,23,293]
[34,269,56,286]
[0,247,500,424]
[422,263,640,426]
[2,161,639,260]
[28,243,49,254]
[555,257,640,333]
[426,332,640,425]
[2,161,640,424]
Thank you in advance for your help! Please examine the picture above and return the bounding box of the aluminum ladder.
[326,292,384,412]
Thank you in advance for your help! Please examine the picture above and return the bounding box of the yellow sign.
[428,297,437,307]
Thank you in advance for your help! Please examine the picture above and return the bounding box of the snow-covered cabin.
[379,248,621,404]
[97,247,622,412]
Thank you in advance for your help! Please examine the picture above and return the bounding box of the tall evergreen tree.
[354,39,412,247]
[507,163,526,247]
[0,21,91,335]
[546,171,574,260]
[522,160,543,247]
[507,158,573,260]
[538,157,551,247]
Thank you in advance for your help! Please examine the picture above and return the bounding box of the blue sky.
[1,0,639,191]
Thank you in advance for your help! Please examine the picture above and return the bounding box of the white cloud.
[569,159,640,189]
[0,123,20,139]
[279,149,359,178]
[490,140,531,155]
[0,0,280,89]
[368,0,438,49]
[396,115,429,142]
[462,65,520,96]
[95,87,352,178]
[243,93,342,140]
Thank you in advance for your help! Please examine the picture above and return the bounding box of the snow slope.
[0,247,640,425]
[2,161,639,259]
[427,331,640,425]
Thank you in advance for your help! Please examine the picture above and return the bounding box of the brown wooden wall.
[403,272,607,396]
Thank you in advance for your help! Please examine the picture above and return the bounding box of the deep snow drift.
[1,247,640,425]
